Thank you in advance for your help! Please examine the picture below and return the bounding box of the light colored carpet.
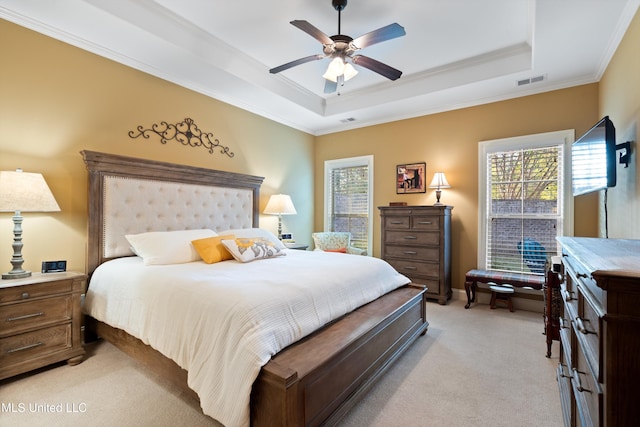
[0,297,563,427]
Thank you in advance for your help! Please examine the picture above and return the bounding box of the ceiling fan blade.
[270,54,325,74]
[352,55,403,80]
[324,79,338,94]
[291,20,333,45]
[352,23,406,49]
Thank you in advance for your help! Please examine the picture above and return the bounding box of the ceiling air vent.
[517,75,546,86]
[340,117,356,123]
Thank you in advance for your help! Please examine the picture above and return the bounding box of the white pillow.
[221,237,286,263]
[125,229,217,265]
[217,228,286,250]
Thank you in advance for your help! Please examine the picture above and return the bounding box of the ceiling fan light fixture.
[322,57,345,82]
[323,58,358,83]
[343,63,358,81]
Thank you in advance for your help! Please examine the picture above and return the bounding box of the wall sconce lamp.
[0,169,61,279]
[263,194,297,240]
[428,172,451,206]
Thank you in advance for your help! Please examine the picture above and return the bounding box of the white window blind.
[486,146,563,274]
[324,156,373,254]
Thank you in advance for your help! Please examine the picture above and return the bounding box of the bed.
[81,150,428,426]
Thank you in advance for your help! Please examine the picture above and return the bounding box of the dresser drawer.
[572,345,601,427]
[1,295,72,337]
[411,215,440,230]
[0,323,72,367]
[384,230,439,246]
[383,245,439,261]
[384,216,410,229]
[387,259,439,278]
[560,274,578,316]
[576,286,601,380]
[0,279,73,303]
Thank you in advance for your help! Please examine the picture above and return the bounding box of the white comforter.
[84,249,410,427]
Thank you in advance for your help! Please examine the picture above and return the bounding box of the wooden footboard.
[86,284,427,426]
[251,284,427,426]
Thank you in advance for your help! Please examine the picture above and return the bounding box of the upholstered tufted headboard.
[82,151,264,275]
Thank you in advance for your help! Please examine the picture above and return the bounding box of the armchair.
[312,232,367,256]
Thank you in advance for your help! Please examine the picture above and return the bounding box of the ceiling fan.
[269,0,406,94]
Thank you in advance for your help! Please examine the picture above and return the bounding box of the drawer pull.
[403,251,418,255]
[558,363,571,378]
[418,221,432,225]
[561,289,576,301]
[403,266,417,270]
[575,317,595,335]
[576,272,588,279]
[22,292,30,299]
[7,342,44,354]
[390,221,404,224]
[404,236,418,240]
[571,368,591,393]
[7,312,44,322]
[559,317,569,329]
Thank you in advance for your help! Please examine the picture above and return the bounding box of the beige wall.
[315,86,601,292]
[0,20,314,274]
[3,7,639,291]
[599,7,640,239]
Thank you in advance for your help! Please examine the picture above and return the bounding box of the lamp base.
[2,270,31,280]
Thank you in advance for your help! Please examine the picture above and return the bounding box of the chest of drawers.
[0,272,86,379]
[379,205,452,304]
[556,237,640,426]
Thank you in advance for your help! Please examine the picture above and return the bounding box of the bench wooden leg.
[464,279,476,309]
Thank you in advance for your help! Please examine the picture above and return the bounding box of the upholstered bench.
[464,269,545,309]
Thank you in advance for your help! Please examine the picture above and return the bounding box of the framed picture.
[396,162,426,194]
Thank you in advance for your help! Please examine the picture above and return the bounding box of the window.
[478,130,573,275]
[324,156,373,255]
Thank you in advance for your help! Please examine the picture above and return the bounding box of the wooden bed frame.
[81,150,428,426]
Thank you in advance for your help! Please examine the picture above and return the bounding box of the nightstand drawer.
[384,245,439,261]
[0,279,73,303]
[1,323,72,367]
[1,295,72,337]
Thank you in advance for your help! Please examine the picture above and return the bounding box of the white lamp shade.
[322,58,358,83]
[264,194,297,215]
[322,57,345,83]
[343,63,358,81]
[0,170,60,212]
[428,172,451,190]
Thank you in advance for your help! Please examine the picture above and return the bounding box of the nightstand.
[0,271,86,380]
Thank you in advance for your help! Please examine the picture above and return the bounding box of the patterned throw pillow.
[221,237,286,263]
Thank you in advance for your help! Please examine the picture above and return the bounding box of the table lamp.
[0,169,61,279]
[428,172,451,206]
[263,194,297,239]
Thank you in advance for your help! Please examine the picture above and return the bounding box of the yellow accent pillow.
[191,234,235,264]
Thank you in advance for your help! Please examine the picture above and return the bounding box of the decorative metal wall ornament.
[128,118,234,158]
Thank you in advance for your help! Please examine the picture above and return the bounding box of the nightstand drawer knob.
[7,312,44,322]
[22,292,29,299]
[7,342,44,354]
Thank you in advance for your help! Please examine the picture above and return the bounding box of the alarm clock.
[41,260,67,273]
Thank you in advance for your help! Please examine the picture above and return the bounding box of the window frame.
[323,155,374,256]
[478,130,574,271]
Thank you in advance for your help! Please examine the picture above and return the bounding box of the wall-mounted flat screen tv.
[572,116,617,196]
